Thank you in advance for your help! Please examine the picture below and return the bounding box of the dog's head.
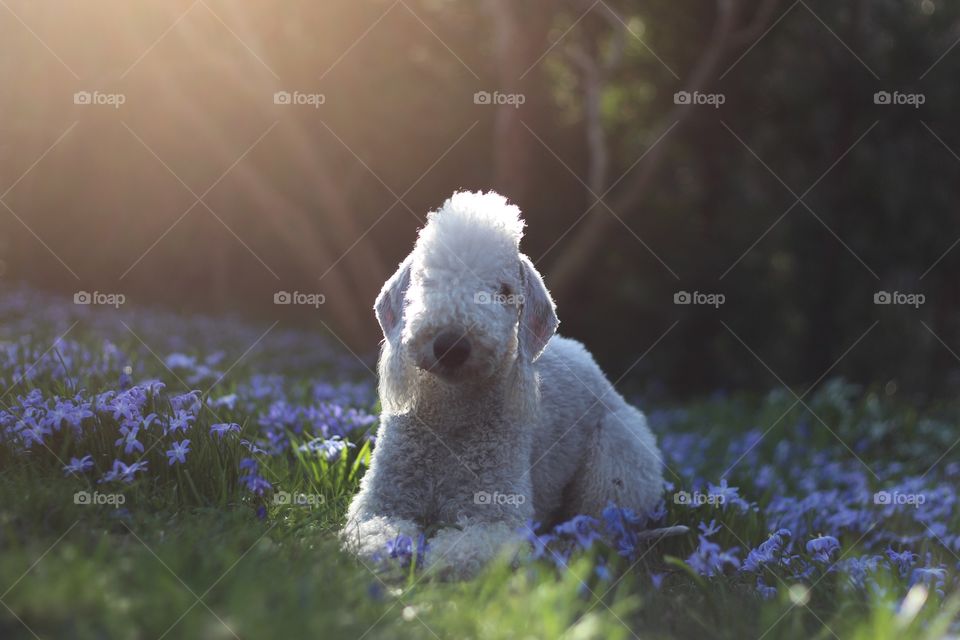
[375,191,558,389]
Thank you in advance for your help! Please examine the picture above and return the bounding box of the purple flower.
[99,459,148,484]
[910,565,947,597]
[166,439,191,465]
[240,439,269,455]
[386,534,414,564]
[601,502,646,557]
[299,435,356,462]
[170,391,201,415]
[706,479,752,513]
[650,572,665,589]
[209,394,238,410]
[591,559,611,581]
[756,578,777,600]
[742,529,792,573]
[522,521,557,561]
[554,515,602,550]
[166,410,194,434]
[210,422,241,438]
[885,548,918,578]
[805,535,840,563]
[384,533,427,567]
[115,426,144,455]
[686,533,740,577]
[699,519,722,537]
[240,473,272,496]
[63,454,94,476]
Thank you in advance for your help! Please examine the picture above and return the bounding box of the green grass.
[1,309,959,639]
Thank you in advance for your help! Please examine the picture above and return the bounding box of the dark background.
[2,0,959,396]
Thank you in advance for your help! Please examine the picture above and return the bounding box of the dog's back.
[531,336,664,523]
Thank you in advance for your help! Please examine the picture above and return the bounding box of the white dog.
[342,191,667,578]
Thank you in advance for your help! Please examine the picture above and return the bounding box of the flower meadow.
[1,284,959,639]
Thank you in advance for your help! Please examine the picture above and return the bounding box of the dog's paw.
[339,515,421,565]
[422,522,521,581]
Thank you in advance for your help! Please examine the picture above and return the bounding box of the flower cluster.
[517,383,959,604]
[0,285,378,507]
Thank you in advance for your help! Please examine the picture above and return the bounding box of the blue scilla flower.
[756,577,777,600]
[240,472,272,496]
[240,439,269,455]
[170,390,202,415]
[885,548,918,578]
[299,436,356,462]
[742,529,792,573]
[805,535,840,563]
[553,515,601,550]
[165,410,194,435]
[686,525,740,577]
[99,459,148,484]
[386,534,414,565]
[706,479,752,513]
[521,521,556,561]
[63,454,94,476]
[210,422,241,438]
[166,439,191,465]
[601,502,646,557]
[650,572,665,590]
[115,425,144,455]
[208,394,238,411]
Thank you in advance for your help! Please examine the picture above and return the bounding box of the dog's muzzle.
[432,330,471,370]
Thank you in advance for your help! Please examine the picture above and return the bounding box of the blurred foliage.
[1,0,958,395]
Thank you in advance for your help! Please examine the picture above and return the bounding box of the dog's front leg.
[423,520,526,580]
[340,414,429,564]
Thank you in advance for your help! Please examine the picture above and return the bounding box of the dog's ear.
[518,253,558,361]
[375,253,413,344]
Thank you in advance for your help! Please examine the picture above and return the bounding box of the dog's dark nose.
[433,331,471,369]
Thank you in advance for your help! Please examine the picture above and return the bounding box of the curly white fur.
[342,190,666,579]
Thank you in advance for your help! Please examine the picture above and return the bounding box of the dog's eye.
[498,283,513,299]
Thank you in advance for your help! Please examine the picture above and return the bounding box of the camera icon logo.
[474,291,492,304]
[274,291,292,304]
[274,91,292,105]
[673,490,692,505]
[873,291,891,305]
[874,91,891,105]
[673,91,691,105]
[74,91,92,105]
[273,490,292,505]
[474,490,492,505]
[74,491,91,505]
[873,491,891,505]
[673,291,692,305]
[74,291,92,305]
[473,91,492,105]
